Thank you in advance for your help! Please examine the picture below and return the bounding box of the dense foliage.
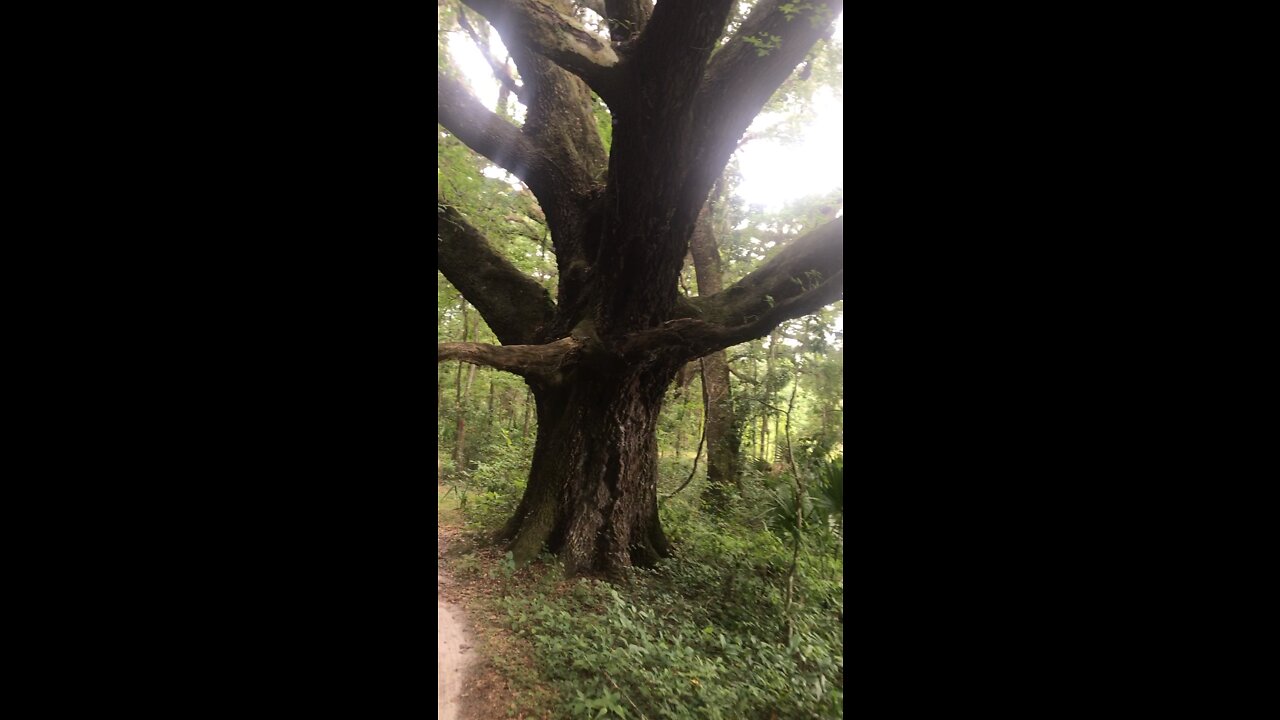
[445,455,843,720]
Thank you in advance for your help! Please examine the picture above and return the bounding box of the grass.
[438,450,844,719]
[438,482,464,527]
[438,496,842,718]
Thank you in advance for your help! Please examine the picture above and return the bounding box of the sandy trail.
[438,532,471,720]
[438,592,470,720]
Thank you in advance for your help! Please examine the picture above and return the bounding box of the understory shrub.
[459,428,532,530]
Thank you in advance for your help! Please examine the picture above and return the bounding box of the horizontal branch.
[438,337,581,384]
[438,201,556,346]
[694,217,843,330]
[438,72,540,184]
[619,274,842,360]
[741,397,792,416]
[619,217,844,359]
[463,0,622,104]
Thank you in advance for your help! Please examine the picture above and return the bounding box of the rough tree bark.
[439,0,844,576]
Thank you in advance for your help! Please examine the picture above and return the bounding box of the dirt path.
[438,532,472,720]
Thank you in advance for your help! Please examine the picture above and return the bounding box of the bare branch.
[462,0,622,104]
[447,1,608,280]
[438,337,581,384]
[456,5,526,103]
[438,201,556,346]
[438,72,540,184]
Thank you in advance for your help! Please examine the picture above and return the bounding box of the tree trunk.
[496,362,678,577]
[752,409,762,458]
[699,352,739,505]
[768,412,778,461]
[454,372,466,469]
[690,208,741,508]
[454,304,473,468]
[754,341,764,464]
[485,379,496,437]
[673,378,693,462]
[438,0,846,579]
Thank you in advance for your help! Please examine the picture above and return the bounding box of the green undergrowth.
[507,539,842,718]
[452,473,844,720]
[442,428,533,531]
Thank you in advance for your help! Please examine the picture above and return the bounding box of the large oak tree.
[438,0,843,576]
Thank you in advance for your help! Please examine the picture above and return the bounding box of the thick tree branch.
[685,1,843,213]
[438,337,581,384]
[617,218,843,359]
[438,201,556,346]
[438,72,540,184]
[694,217,843,329]
[619,272,842,360]
[462,0,622,104]
[446,2,607,294]
[604,0,651,44]
[591,0,736,333]
[629,0,733,99]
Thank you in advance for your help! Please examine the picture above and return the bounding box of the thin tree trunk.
[454,304,470,468]
[690,206,741,508]
[753,341,764,463]
[785,367,802,484]
[782,366,803,644]
[784,523,801,644]
[662,363,708,502]
[673,381,693,462]
[763,329,780,465]
[760,413,768,465]
[773,414,782,464]
[485,380,496,436]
